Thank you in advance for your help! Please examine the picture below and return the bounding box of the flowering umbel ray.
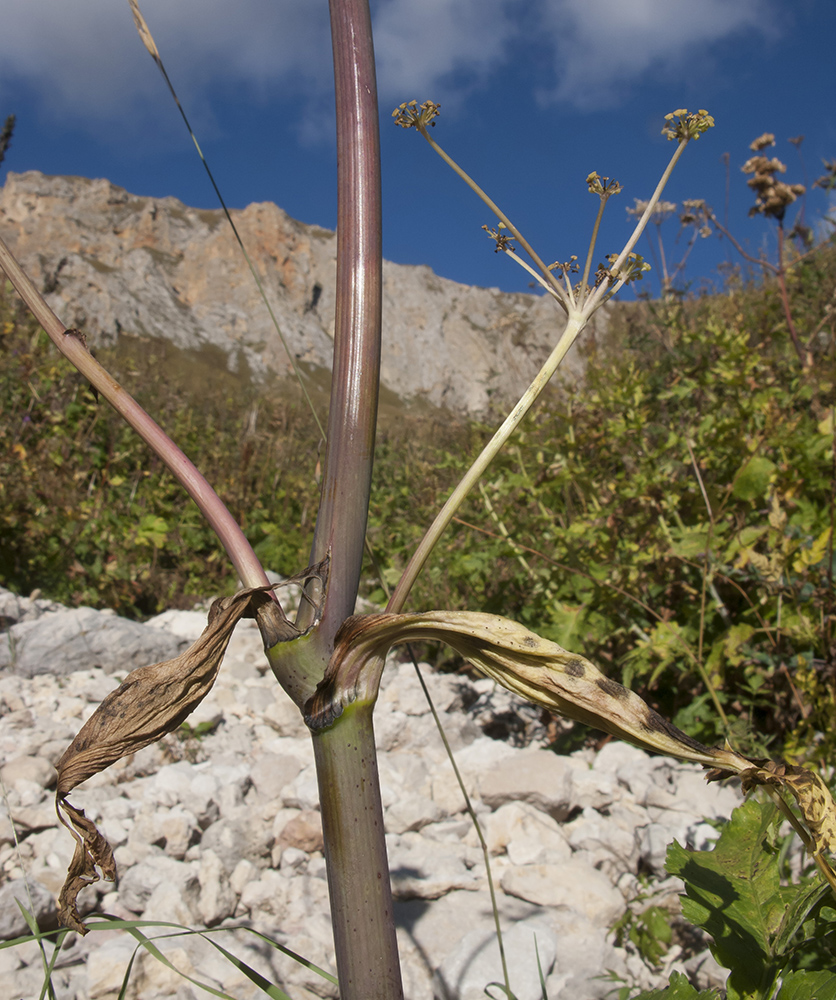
[307,610,749,771]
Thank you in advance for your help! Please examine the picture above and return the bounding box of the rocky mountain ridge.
[0,170,591,415]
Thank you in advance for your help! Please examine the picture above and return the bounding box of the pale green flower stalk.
[387,105,715,613]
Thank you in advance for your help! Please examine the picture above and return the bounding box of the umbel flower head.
[482,223,517,253]
[679,199,713,238]
[626,198,677,223]
[661,109,715,143]
[750,132,776,152]
[586,172,622,198]
[392,100,441,130]
[600,252,651,285]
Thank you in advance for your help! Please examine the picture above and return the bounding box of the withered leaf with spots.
[55,585,274,933]
[308,610,752,772]
[738,760,836,891]
[313,609,836,891]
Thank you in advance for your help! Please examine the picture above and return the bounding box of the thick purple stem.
[299,0,382,636]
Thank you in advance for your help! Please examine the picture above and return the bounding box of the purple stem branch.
[0,235,271,593]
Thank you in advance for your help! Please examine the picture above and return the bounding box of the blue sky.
[1,0,833,298]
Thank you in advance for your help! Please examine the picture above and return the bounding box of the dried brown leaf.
[56,587,271,794]
[54,585,273,932]
[309,610,753,773]
[741,761,836,856]
[56,799,116,935]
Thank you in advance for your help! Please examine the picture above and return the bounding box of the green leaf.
[669,525,711,559]
[773,878,833,959]
[628,970,720,1000]
[665,799,802,1000]
[732,456,776,501]
[776,970,836,1000]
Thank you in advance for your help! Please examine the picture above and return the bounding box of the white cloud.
[372,0,514,106]
[0,0,331,133]
[535,0,778,107]
[0,0,780,141]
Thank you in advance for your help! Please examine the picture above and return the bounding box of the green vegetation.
[439,244,835,758]
[650,797,836,1000]
[2,237,834,763]
[0,284,470,618]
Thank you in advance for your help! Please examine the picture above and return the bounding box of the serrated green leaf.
[776,970,836,1000]
[628,969,720,1000]
[665,799,796,1000]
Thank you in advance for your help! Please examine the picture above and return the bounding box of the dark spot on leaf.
[596,677,628,699]
[565,659,586,678]
[642,709,711,753]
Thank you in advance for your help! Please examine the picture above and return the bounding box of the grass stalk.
[128,0,326,437]
[409,660,512,995]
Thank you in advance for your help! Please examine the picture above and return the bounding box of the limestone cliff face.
[0,170,588,414]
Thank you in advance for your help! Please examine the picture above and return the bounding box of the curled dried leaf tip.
[54,585,275,934]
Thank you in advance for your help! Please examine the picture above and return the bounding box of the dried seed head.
[587,172,622,198]
[626,198,677,223]
[392,100,441,130]
[128,0,161,61]
[679,198,710,228]
[749,132,776,152]
[547,256,579,275]
[482,224,516,253]
[743,153,805,219]
[813,159,836,191]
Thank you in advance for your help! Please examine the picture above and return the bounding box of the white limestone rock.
[0,877,58,940]
[437,918,557,1000]
[0,171,591,417]
[500,858,627,925]
[387,831,483,899]
[0,753,56,791]
[479,748,574,820]
[0,606,186,677]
